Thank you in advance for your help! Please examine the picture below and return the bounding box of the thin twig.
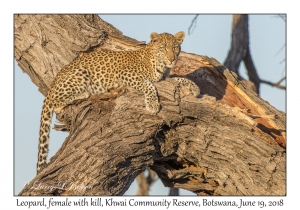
[274,43,286,57]
[188,15,199,35]
[279,58,286,65]
[272,14,286,22]
[260,76,286,90]
[277,14,286,22]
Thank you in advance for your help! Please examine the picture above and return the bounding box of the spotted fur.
[37,31,200,174]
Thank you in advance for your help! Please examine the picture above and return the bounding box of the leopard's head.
[149,31,185,69]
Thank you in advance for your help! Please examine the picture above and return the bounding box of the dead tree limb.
[188,14,199,35]
[15,14,286,196]
[261,77,286,90]
[224,14,286,94]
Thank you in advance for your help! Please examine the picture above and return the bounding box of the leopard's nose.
[168,56,175,63]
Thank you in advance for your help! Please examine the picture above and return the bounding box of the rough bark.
[15,14,286,196]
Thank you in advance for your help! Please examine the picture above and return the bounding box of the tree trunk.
[224,14,261,94]
[15,14,286,196]
[136,169,157,196]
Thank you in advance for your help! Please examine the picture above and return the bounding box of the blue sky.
[14,14,285,195]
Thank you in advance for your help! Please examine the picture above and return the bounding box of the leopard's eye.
[158,46,166,51]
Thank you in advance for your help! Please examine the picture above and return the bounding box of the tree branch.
[243,47,260,93]
[224,14,286,94]
[260,76,286,90]
[224,15,249,76]
[188,15,199,35]
[273,14,286,22]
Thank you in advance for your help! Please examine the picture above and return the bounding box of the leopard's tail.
[37,96,54,174]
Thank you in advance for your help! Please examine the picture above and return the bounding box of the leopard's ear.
[150,32,160,42]
[174,31,185,44]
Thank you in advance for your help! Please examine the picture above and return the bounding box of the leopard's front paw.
[190,83,200,97]
[174,77,200,97]
[145,99,161,114]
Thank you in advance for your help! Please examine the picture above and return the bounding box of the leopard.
[37,31,200,174]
